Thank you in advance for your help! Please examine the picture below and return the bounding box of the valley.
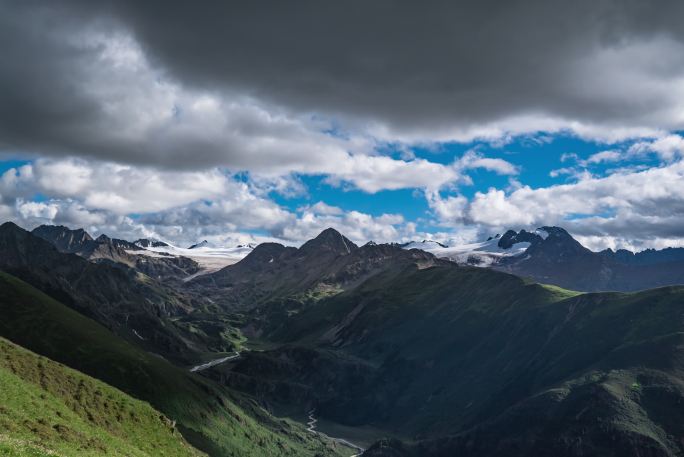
[5,3,683,456]
[3,221,684,456]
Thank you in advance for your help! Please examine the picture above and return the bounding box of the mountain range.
[405,226,684,292]
[3,221,684,456]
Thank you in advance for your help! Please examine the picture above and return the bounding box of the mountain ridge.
[190,227,442,310]
[406,225,684,292]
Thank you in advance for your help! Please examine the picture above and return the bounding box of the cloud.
[57,1,684,144]
[582,150,622,165]
[1,158,231,214]
[429,160,684,248]
[456,150,519,175]
[279,205,412,244]
[16,200,59,220]
[628,134,684,161]
[3,1,684,180]
[3,2,684,251]
[0,155,421,246]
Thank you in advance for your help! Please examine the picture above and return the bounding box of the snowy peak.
[402,239,448,250]
[497,229,543,249]
[523,226,589,258]
[188,240,209,249]
[400,226,582,267]
[134,238,169,248]
[402,235,531,267]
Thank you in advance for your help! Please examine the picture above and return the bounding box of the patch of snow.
[403,240,447,250]
[143,244,254,273]
[124,249,169,259]
[189,352,240,372]
[402,238,531,267]
[535,228,549,240]
[188,240,210,249]
[132,329,145,340]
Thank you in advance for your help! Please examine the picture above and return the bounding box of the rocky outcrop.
[33,224,200,280]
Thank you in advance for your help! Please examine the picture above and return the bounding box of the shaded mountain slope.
[217,259,684,456]
[413,226,684,292]
[190,228,440,310]
[493,227,684,292]
[365,365,684,457]
[0,271,351,457]
[225,264,580,434]
[0,336,203,457]
[33,224,200,280]
[0,222,207,363]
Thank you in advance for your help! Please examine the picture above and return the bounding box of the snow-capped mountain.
[134,238,169,249]
[402,235,532,266]
[188,240,210,249]
[140,242,255,274]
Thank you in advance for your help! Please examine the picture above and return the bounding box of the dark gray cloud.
[76,0,684,134]
[2,0,684,172]
[3,0,684,250]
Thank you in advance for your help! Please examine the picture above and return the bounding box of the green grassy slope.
[0,271,350,457]
[226,264,581,432]
[0,336,202,457]
[226,262,684,456]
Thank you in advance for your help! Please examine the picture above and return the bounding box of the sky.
[2,1,684,251]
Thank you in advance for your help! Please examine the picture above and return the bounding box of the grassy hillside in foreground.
[0,336,202,457]
[0,271,351,457]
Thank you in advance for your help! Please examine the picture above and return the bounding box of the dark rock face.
[600,246,684,265]
[0,222,199,362]
[188,240,209,249]
[497,229,542,249]
[32,224,199,280]
[494,227,684,292]
[32,224,93,253]
[298,227,358,255]
[221,257,684,457]
[134,238,169,248]
[191,228,441,309]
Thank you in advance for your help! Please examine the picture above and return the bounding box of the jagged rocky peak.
[299,227,359,255]
[233,242,296,269]
[134,238,169,248]
[536,226,574,239]
[497,229,542,249]
[497,226,581,250]
[95,233,110,243]
[420,239,448,248]
[32,224,93,253]
[0,221,25,237]
[536,226,583,246]
[188,240,209,249]
[92,233,141,251]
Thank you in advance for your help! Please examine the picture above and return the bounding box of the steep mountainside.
[134,238,170,248]
[413,226,684,292]
[495,227,684,292]
[0,271,351,457]
[191,228,441,309]
[0,336,202,457]
[0,222,208,363]
[33,224,200,280]
[212,256,684,456]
